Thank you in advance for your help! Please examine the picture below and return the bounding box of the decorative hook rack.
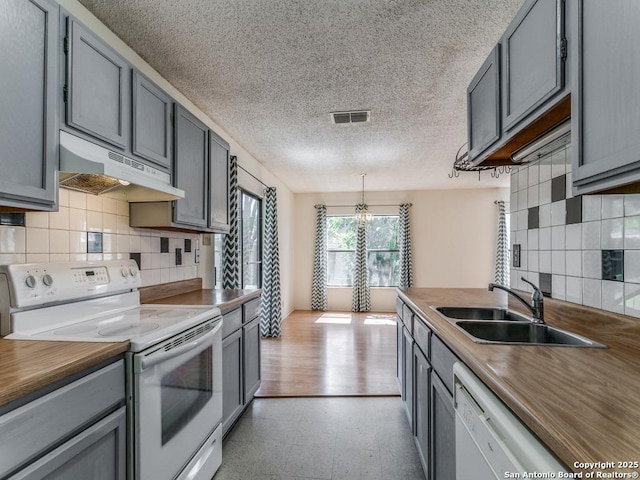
[449,143,512,180]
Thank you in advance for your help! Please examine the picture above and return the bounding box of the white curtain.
[260,187,282,337]
[352,204,371,312]
[398,203,413,288]
[494,200,510,286]
[311,204,328,310]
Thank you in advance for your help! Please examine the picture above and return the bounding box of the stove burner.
[99,322,160,337]
[146,310,197,320]
[54,324,100,335]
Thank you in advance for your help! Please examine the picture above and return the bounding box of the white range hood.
[59,131,184,201]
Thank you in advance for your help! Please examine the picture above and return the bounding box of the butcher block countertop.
[0,339,129,409]
[146,288,261,313]
[399,287,640,473]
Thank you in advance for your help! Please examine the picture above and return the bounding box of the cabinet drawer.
[0,360,124,478]
[431,335,459,395]
[396,298,403,317]
[401,304,413,334]
[243,297,261,322]
[222,307,242,338]
[413,317,431,359]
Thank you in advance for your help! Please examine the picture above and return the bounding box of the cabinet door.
[0,0,58,209]
[430,373,455,480]
[132,70,172,171]
[222,329,243,436]
[66,18,128,149]
[209,130,230,232]
[11,407,126,480]
[243,316,261,403]
[396,316,403,392]
[173,105,209,228]
[503,0,565,131]
[413,346,430,477]
[467,45,501,160]
[402,326,413,429]
[572,0,640,194]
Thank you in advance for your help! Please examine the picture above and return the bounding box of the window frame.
[239,188,263,289]
[326,214,400,288]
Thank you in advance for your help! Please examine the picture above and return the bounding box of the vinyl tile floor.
[213,397,425,480]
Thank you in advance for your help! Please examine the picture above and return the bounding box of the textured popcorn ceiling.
[79,0,523,193]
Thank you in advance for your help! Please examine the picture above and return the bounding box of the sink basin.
[436,306,529,322]
[455,321,606,348]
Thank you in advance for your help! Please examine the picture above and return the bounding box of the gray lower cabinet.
[430,372,455,480]
[572,0,640,194]
[467,45,501,161]
[222,329,244,435]
[413,345,430,475]
[396,315,403,392]
[132,70,173,172]
[402,326,414,428]
[208,130,230,233]
[64,16,129,150]
[222,295,262,437]
[174,104,209,228]
[0,360,126,479]
[0,0,58,210]
[502,0,566,131]
[243,316,262,401]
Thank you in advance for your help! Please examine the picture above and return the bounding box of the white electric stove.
[0,260,224,480]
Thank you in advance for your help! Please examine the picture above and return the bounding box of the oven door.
[132,318,222,480]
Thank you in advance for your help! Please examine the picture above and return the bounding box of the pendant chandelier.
[355,173,373,225]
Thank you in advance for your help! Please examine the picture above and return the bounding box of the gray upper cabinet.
[132,71,173,171]
[209,130,230,233]
[0,0,58,210]
[65,17,129,150]
[503,0,566,131]
[174,105,209,228]
[467,46,501,160]
[572,0,640,194]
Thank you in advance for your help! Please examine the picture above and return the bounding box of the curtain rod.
[325,203,412,208]
[235,158,271,189]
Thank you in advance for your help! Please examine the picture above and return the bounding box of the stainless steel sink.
[435,306,530,322]
[455,321,606,348]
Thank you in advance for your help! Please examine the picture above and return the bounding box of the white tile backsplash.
[510,143,640,318]
[0,190,201,287]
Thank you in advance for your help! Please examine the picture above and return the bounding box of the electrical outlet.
[202,234,212,246]
[512,244,521,268]
[194,248,200,264]
[175,248,182,266]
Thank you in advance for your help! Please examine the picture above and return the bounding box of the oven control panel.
[0,260,141,308]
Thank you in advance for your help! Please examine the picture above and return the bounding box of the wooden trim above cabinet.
[474,94,571,166]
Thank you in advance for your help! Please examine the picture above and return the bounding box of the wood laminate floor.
[256,310,400,397]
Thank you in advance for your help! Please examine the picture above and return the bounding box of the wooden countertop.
[399,287,640,473]
[0,339,129,408]
[146,288,261,313]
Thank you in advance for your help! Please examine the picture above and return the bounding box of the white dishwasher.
[453,363,567,479]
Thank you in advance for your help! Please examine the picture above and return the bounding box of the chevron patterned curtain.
[260,187,282,337]
[311,205,328,311]
[398,203,413,288]
[222,156,240,289]
[494,200,510,287]
[352,204,371,312]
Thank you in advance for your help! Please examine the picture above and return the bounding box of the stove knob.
[128,266,138,277]
[42,274,54,287]
[25,275,37,289]
[121,267,129,278]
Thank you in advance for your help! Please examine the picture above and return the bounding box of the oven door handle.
[139,321,222,371]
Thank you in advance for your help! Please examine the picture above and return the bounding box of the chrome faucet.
[488,277,544,324]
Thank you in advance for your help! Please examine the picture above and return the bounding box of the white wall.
[293,188,509,312]
[56,0,295,317]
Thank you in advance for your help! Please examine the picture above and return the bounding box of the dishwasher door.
[453,363,567,479]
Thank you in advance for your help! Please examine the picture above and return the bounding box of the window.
[327,215,400,287]
[240,190,262,289]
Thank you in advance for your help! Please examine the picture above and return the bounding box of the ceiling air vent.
[331,110,371,125]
